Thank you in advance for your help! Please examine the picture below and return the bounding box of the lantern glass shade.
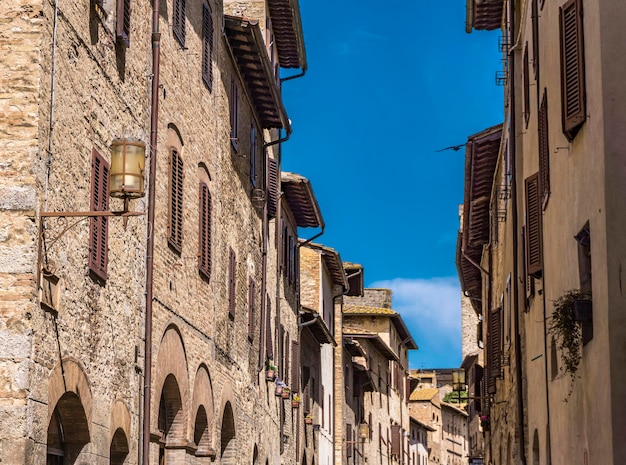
[358,423,369,439]
[452,369,466,391]
[110,138,145,199]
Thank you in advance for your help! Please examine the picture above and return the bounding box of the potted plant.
[304,414,313,425]
[549,289,592,396]
[281,387,291,399]
[275,380,284,397]
[291,394,301,408]
[265,363,277,382]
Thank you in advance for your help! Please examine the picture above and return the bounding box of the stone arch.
[167,123,184,152]
[192,364,216,459]
[532,429,540,465]
[150,324,189,447]
[220,401,237,465]
[252,444,258,465]
[110,400,131,465]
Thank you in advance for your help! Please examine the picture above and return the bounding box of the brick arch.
[191,364,215,457]
[167,123,184,152]
[217,383,237,465]
[110,400,131,464]
[48,357,93,430]
[153,325,190,442]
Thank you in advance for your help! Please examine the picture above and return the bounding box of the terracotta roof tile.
[343,305,397,316]
[410,387,440,402]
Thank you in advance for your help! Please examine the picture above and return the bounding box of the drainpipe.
[508,0,527,463]
[142,0,161,463]
[280,67,306,83]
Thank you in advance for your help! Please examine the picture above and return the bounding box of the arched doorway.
[47,392,90,465]
[158,374,185,464]
[110,427,129,465]
[220,402,236,465]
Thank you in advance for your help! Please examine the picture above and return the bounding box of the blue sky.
[282,1,503,369]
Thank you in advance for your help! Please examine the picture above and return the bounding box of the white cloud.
[370,277,462,369]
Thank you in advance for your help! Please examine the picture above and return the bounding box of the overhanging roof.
[281,172,324,228]
[410,416,437,432]
[301,308,335,345]
[457,124,502,313]
[343,305,418,350]
[267,0,307,69]
[302,242,347,289]
[224,16,289,130]
[466,0,504,32]
[343,327,399,361]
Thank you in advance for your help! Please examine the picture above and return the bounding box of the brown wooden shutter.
[346,425,353,458]
[267,157,278,218]
[202,3,213,90]
[230,78,238,146]
[532,0,539,78]
[89,149,109,281]
[198,182,211,279]
[248,277,255,341]
[523,43,530,127]
[173,0,186,46]
[525,173,543,277]
[284,330,290,385]
[116,0,131,47]
[489,307,502,391]
[168,150,183,253]
[228,248,236,318]
[250,126,257,187]
[265,295,273,359]
[391,425,401,457]
[560,0,586,140]
[369,413,373,440]
[538,89,550,207]
[291,340,299,392]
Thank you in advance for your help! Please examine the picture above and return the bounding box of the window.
[173,0,186,47]
[250,125,257,187]
[168,150,184,253]
[202,3,214,90]
[559,0,586,140]
[247,277,255,341]
[538,89,550,208]
[267,157,278,218]
[523,43,530,126]
[89,149,109,281]
[228,247,236,318]
[525,173,542,277]
[230,78,239,150]
[198,182,211,279]
[265,295,273,359]
[532,0,539,78]
[116,0,131,47]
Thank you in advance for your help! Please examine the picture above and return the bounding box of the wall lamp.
[39,139,146,263]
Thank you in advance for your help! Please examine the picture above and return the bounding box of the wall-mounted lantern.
[110,138,146,207]
[358,422,370,441]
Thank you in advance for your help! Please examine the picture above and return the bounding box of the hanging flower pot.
[304,415,313,425]
[281,387,291,399]
[266,364,277,382]
[275,380,285,397]
[291,395,301,408]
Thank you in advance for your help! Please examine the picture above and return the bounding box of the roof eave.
[281,172,324,229]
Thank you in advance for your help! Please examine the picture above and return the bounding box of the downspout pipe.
[142,1,161,463]
[280,67,306,83]
[508,0,527,463]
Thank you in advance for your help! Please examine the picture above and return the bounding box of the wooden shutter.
[391,425,401,457]
[228,248,236,318]
[346,425,353,458]
[230,78,238,146]
[248,277,255,341]
[265,295,273,359]
[202,3,213,90]
[489,307,502,389]
[560,0,586,140]
[525,173,543,277]
[532,0,539,78]
[173,0,186,46]
[267,157,278,218]
[284,330,289,384]
[250,126,257,187]
[369,413,373,440]
[523,43,530,126]
[116,0,131,47]
[198,182,211,279]
[291,340,299,392]
[168,150,183,253]
[538,89,550,207]
[89,149,109,281]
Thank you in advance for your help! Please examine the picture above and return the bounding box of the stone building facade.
[0,0,309,464]
[463,0,626,463]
